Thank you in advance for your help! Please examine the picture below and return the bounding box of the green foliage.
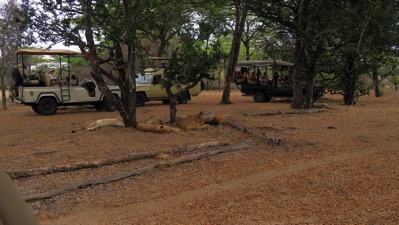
[8,85,16,102]
[163,35,225,89]
[390,74,399,91]
[64,57,87,68]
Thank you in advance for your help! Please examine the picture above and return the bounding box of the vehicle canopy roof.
[16,48,83,56]
[148,56,170,60]
[236,59,294,67]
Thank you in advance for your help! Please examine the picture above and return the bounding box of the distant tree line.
[1,0,398,116]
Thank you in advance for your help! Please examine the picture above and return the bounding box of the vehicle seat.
[81,80,96,97]
[40,70,59,86]
[18,64,40,86]
[17,64,29,79]
[39,73,50,86]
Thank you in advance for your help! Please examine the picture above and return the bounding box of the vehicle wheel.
[37,97,58,115]
[162,99,170,104]
[94,102,105,110]
[178,91,189,104]
[136,93,146,106]
[103,97,116,111]
[32,105,40,114]
[253,91,266,102]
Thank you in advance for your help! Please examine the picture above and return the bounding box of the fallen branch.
[256,108,328,116]
[24,142,250,202]
[9,141,227,179]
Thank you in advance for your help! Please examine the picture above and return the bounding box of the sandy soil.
[0,89,398,225]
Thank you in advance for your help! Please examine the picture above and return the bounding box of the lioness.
[72,117,124,133]
[136,123,180,133]
[203,114,231,125]
[145,116,163,125]
[174,113,208,130]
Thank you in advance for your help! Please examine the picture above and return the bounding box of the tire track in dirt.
[42,146,387,225]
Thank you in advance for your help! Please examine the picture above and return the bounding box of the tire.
[136,93,146,106]
[103,97,116,111]
[37,97,58,115]
[178,91,189,104]
[264,95,272,102]
[162,99,170,104]
[253,91,266,102]
[94,103,105,110]
[32,105,40,114]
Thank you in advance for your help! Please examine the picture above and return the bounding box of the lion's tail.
[72,127,85,133]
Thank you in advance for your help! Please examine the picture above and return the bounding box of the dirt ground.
[0,89,398,225]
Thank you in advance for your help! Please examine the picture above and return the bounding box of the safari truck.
[12,49,121,115]
[135,60,203,106]
[234,60,324,102]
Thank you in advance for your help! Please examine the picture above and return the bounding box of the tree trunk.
[372,66,382,97]
[1,76,7,109]
[220,6,248,104]
[342,71,358,105]
[341,52,359,105]
[244,40,250,61]
[81,0,137,129]
[291,1,307,109]
[303,57,317,109]
[343,85,355,105]
[291,37,304,109]
[123,43,137,128]
[169,96,178,125]
[165,86,178,125]
[157,31,168,57]
[304,81,314,109]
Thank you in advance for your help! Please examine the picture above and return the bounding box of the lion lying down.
[167,112,230,130]
[72,117,124,133]
[202,114,230,125]
[173,113,208,130]
[72,112,230,133]
[137,116,180,133]
[136,123,180,133]
[72,117,180,133]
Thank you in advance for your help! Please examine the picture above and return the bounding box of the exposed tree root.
[255,108,328,116]
[226,108,329,143]
[226,121,282,144]
[9,141,227,179]
[23,142,250,202]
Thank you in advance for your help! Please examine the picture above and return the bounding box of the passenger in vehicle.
[152,75,160,85]
[71,75,79,86]
[250,71,257,84]
[47,70,59,86]
[281,75,288,85]
[261,72,270,84]
[256,69,262,84]
[273,72,280,85]
[243,69,250,84]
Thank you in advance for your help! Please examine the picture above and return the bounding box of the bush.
[8,85,16,102]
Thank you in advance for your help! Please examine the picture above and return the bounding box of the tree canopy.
[14,0,399,115]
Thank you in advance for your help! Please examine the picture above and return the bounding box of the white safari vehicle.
[12,49,121,115]
[135,67,203,106]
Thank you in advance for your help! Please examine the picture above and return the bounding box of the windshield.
[136,74,152,84]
